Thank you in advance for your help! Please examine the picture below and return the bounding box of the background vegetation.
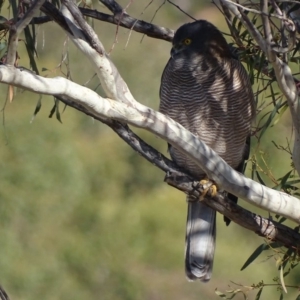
[0,1,298,299]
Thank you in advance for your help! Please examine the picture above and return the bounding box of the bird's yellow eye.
[183,38,192,45]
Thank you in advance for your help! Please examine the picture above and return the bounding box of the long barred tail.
[185,197,216,282]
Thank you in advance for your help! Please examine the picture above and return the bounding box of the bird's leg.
[199,178,218,200]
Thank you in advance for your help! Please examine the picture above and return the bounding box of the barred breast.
[159,55,255,178]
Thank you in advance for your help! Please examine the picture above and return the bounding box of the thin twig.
[223,0,294,23]
[80,7,174,41]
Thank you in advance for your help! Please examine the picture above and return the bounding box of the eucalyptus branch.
[165,172,300,250]
[99,0,124,14]
[217,1,244,48]
[99,0,174,41]
[7,0,46,65]
[34,95,300,250]
[30,15,51,25]
[4,0,300,246]
[63,0,105,55]
[40,1,72,34]
[10,0,298,224]
[261,0,273,56]
[1,65,300,226]
[61,0,137,103]
[80,7,174,42]
[37,1,174,42]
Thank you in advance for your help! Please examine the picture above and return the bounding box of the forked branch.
[1,0,300,250]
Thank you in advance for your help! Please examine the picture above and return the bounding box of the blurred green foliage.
[0,1,299,300]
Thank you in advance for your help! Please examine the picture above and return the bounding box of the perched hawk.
[159,20,256,281]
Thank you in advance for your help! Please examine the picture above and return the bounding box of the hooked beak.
[170,44,183,58]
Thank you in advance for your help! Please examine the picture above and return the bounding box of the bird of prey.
[159,20,256,282]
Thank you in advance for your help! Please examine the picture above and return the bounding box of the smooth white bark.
[0,65,299,224]
[1,0,300,229]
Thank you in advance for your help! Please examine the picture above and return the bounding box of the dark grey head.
[171,20,231,59]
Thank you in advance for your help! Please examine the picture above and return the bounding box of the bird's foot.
[199,178,218,200]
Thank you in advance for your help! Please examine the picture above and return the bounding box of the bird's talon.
[210,184,218,197]
[199,179,218,200]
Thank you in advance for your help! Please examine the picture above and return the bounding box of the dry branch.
[36,3,174,42]
[80,7,174,41]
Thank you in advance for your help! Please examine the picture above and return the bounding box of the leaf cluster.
[214,1,300,298]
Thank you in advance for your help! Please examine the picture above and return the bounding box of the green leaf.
[55,98,63,123]
[291,262,299,269]
[277,217,287,224]
[24,26,39,75]
[49,98,63,123]
[9,0,18,20]
[286,179,300,185]
[49,103,56,118]
[256,52,266,82]
[241,243,279,270]
[30,95,42,123]
[279,171,293,185]
[273,170,293,190]
[255,288,263,300]
[279,293,283,300]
